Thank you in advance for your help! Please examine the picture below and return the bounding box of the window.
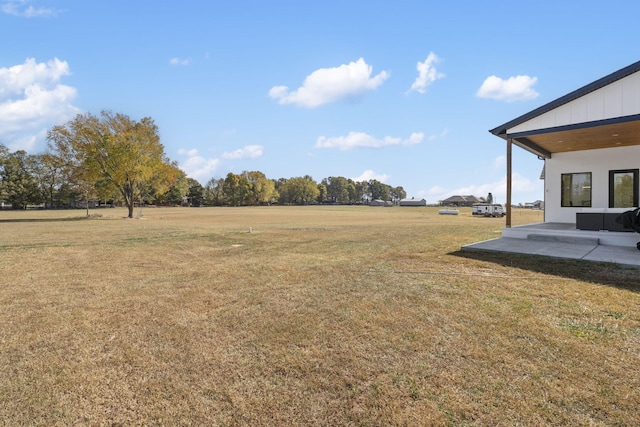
[609,169,638,208]
[561,172,591,207]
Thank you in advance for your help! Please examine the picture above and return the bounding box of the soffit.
[506,116,640,158]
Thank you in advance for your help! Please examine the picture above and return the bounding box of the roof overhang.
[494,114,640,159]
[489,59,640,159]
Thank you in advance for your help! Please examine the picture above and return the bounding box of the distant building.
[440,195,482,207]
[524,200,544,209]
[370,199,393,207]
[399,198,427,207]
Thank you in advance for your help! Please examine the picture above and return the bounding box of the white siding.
[509,71,640,134]
[622,72,640,113]
[544,145,640,223]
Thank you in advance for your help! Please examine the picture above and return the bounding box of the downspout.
[506,137,512,228]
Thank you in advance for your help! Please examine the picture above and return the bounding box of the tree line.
[201,173,406,207]
[0,111,406,216]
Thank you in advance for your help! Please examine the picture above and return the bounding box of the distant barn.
[399,198,426,207]
[370,199,393,207]
[440,195,482,207]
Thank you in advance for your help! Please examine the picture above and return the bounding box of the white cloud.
[351,170,390,183]
[1,0,58,17]
[408,52,445,94]
[315,131,424,151]
[422,172,542,203]
[493,155,506,170]
[476,75,539,102]
[0,57,79,151]
[169,57,191,66]
[177,148,199,157]
[269,58,389,108]
[177,149,221,183]
[222,145,263,160]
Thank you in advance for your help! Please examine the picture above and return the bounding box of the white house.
[490,59,640,229]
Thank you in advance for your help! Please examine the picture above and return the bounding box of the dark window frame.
[609,169,639,208]
[561,172,592,207]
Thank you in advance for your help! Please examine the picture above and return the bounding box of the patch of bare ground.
[0,206,638,425]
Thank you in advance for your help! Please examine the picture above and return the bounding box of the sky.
[2,0,640,205]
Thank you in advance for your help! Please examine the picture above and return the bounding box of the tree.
[48,111,174,218]
[0,148,44,209]
[279,175,319,205]
[324,176,350,204]
[222,172,251,206]
[186,178,205,207]
[36,153,69,208]
[368,179,391,201]
[204,177,224,206]
[243,171,277,205]
[317,182,327,203]
[390,186,407,204]
[355,180,369,204]
[157,169,189,205]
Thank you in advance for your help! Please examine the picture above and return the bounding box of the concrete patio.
[462,222,640,268]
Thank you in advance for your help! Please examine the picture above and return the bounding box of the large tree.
[204,177,224,206]
[186,178,205,207]
[243,171,277,205]
[368,179,391,201]
[48,111,175,218]
[278,175,319,205]
[222,172,251,206]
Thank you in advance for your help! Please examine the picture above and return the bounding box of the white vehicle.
[472,204,505,217]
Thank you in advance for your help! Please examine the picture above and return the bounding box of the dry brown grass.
[0,206,638,426]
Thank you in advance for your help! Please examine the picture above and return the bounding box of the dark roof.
[489,59,640,138]
[442,195,481,203]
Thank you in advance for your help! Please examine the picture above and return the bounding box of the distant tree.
[355,181,369,203]
[324,176,351,204]
[368,179,391,201]
[390,186,407,204]
[144,161,184,206]
[186,178,205,206]
[346,179,358,203]
[48,111,174,218]
[279,175,319,205]
[36,153,69,208]
[204,177,224,206]
[222,172,251,206]
[41,145,103,213]
[0,149,44,209]
[244,171,277,205]
[317,182,327,203]
[159,172,188,205]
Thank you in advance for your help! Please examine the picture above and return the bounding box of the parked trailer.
[472,204,505,217]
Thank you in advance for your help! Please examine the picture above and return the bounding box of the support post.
[506,137,512,228]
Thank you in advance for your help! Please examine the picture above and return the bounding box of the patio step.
[527,233,599,245]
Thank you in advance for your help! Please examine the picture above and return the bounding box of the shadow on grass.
[450,249,640,293]
[0,217,89,223]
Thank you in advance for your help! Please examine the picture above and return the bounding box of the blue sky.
[2,0,640,204]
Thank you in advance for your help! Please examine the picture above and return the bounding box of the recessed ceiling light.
[612,133,619,137]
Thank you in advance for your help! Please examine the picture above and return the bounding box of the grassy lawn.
[0,206,638,426]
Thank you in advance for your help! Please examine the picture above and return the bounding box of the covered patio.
[465,59,640,267]
[463,222,640,268]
